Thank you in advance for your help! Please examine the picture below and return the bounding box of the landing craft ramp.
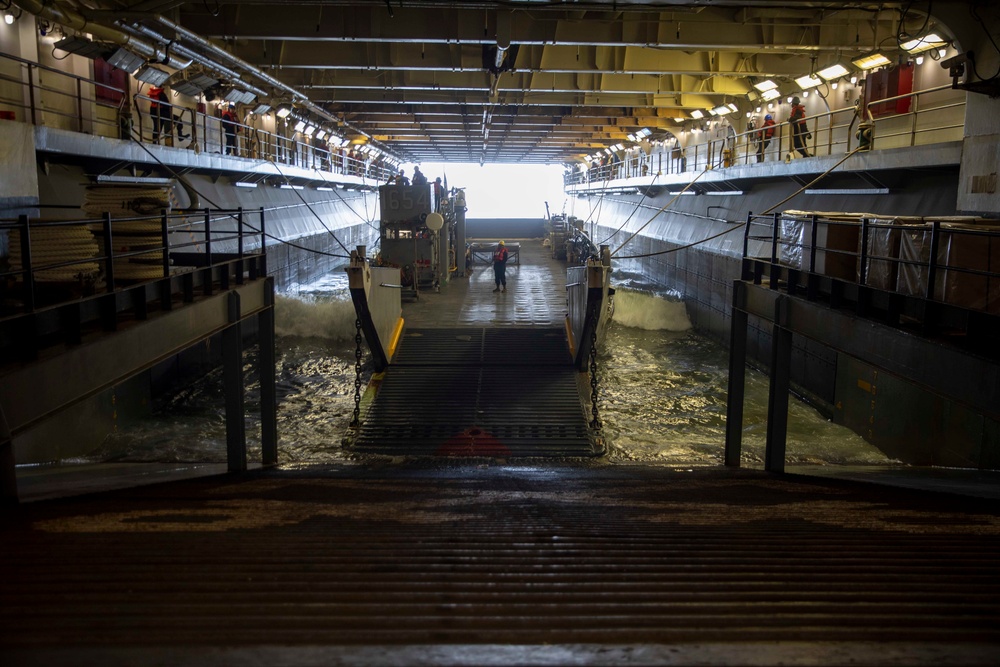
[352,327,601,456]
[347,239,604,457]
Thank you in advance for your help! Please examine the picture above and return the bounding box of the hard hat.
[498,240,505,245]
[765,114,772,120]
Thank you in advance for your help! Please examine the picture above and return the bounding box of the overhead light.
[626,133,636,141]
[172,73,218,96]
[753,79,778,92]
[712,105,731,115]
[234,181,257,189]
[304,125,316,136]
[279,184,304,190]
[668,191,697,196]
[850,75,859,85]
[755,106,762,113]
[760,89,781,101]
[134,65,170,86]
[900,33,945,54]
[727,103,738,113]
[54,36,108,59]
[852,53,891,70]
[316,130,327,140]
[938,48,947,58]
[915,55,924,65]
[802,91,809,98]
[106,47,144,73]
[294,120,306,132]
[672,117,686,123]
[795,74,822,89]
[690,110,705,119]
[276,104,293,118]
[316,186,334,191]
[224,88,254,104]
[251,103,271,115]
[638,128,652,137]
[831,81,839,90]
[817,63,850,80]
[4,11,14,25]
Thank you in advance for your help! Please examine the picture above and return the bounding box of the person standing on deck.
[492,240,509,293]
[787,97,811,158]
[221,104,239,156]
[756,114,775,162]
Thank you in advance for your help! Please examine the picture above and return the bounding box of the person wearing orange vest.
[148,85,170,143]
[221,104,239,156]
[788,97,811,158]
[492,240,509,293]
[756,114,775,163]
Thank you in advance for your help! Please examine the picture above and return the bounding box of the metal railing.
[0,51,396,183]
[0,207,267,318]
[565,85,966,186]
[742,211,1000,316]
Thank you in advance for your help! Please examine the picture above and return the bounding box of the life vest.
[760,119,775,139]
[494,247,508,263]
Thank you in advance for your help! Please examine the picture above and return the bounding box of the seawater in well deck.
[351,240,600,456]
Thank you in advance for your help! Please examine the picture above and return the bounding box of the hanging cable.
[596,173,660,246]
[611,166,712,256]
[127,136,352,258]
[613,147,866,260]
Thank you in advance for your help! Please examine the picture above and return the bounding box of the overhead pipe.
[11,0,191,70]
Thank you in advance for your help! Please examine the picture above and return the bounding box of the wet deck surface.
[402,238,567,328]
[3,464,1000,665]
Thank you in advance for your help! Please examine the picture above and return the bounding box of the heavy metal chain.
[588,310,602,429]
[350,317,363,427]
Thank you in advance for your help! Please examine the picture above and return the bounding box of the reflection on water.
[88,272,891,468]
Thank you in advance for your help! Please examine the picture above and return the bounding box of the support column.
[724,282,748,467]
[258,278,278,466]
[764,296,792,473]
[0,404,17,505]
[223,291,247,472]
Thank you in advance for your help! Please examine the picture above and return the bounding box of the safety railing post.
[259,207,267,276]
[102,212,115,293]
[161,209,170,278]
[809,214,819,273]
[770,212,781,290]
[259,277,278,465]
[18,215,35,313]
[859,217,870,286]
[203,208,213,296]
[236,207,245,285]
[223,291,247,472]
[926,220,941,301]
[76,78,84,132]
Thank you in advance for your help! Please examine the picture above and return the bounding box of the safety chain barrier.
[588,310,602,429]
[350,317,364,427]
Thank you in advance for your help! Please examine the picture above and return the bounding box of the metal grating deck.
[352,328,599,456]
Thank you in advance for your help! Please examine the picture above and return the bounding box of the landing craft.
[344,181,614,457]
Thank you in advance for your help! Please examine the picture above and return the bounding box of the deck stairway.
[351,327,601,457]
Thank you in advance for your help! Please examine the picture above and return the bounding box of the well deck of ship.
[4,239,1000,664]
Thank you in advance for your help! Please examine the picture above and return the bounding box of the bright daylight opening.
[402,162,567,219]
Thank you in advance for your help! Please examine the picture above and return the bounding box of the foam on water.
[611,288,692,331]
[275,295,358,342]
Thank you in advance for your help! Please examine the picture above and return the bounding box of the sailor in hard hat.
[492,240,509,293]
[757,113,776,163]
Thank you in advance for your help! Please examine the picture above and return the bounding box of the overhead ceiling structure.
[22,0,955,163]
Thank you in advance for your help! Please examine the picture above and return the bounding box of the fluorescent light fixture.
[294,120,306,132]
[626,133,636,141]
[316,186,334,191]
[852,53,891,70]
[276,105,292,118]
[795,74,822,89]
[690,109,705,119]
[753,79,778,92]
[817,63,850,80]
[900,33,945,54]
[712,105,731,115]
[315,130,327,140]
[251,103,271,115]
[304,125,316,136]
[279,184,304,190]
[707,108,718,116]
[172,73,218,96]
[705,190,744,196]
[234,181,257,189]
[134,65,170,86]
[760,89,781,101]
[107,47,144,73]
[672,117,686,123]
[54,36,108,59]
[638,127,652,137]
[668,191,697,196]
[804,188,889,195]
[727,103,738,113]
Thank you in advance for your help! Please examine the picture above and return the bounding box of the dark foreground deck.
[3,464,1000,665]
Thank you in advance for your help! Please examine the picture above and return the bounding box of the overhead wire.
[127,136,353,259]
[611,147,866,260]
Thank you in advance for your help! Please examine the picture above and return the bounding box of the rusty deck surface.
[3,463,1000,665]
